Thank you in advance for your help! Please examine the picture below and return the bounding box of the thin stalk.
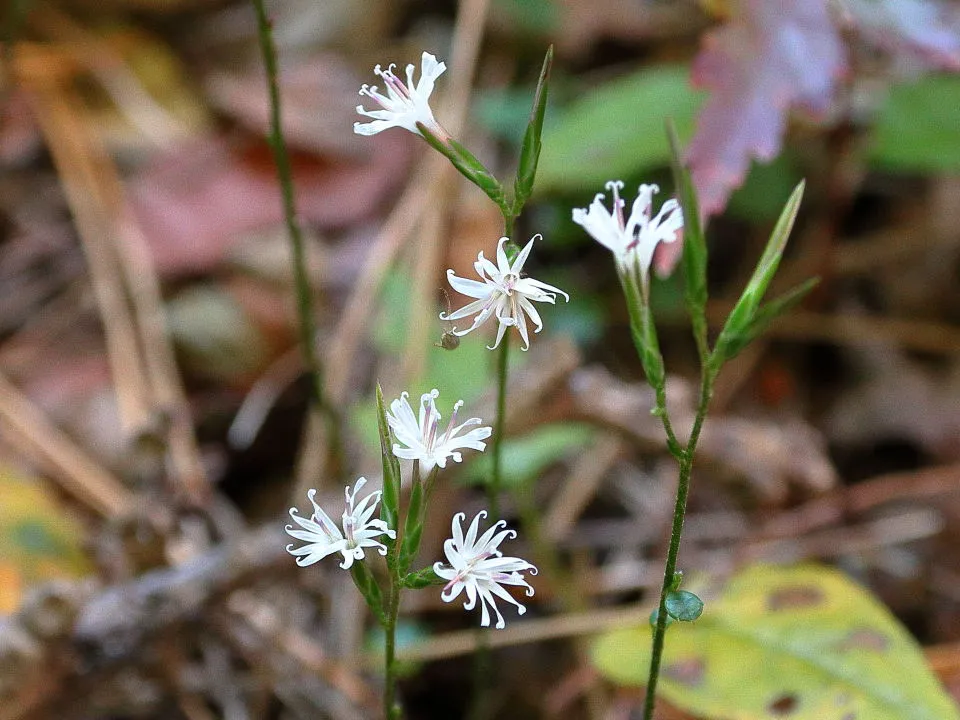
[250,0,342,470]
[618,271,680,453]
[488,334,510,518]
[642,368,715,720]
[487,211,516,517]
[384,573,402,719]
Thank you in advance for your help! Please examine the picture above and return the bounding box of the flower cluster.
[387,389,491,473]
[285,478,395,570]
[354,52,447,139]
[572,181,683,288]
[442,235,568,351]
[434,511,538,629]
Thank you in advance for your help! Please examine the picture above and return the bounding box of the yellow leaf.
[0,470,92,613]
[592,564,960,719]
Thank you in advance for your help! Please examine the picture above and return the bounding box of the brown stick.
[0,370,133,516]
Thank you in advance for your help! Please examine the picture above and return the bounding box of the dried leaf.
[686,0,844,215]
[842,0,960,70]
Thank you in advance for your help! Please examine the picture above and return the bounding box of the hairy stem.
[250,0,342,470]
[642,369,714,720]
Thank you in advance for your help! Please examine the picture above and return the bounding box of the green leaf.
[593,564,960,720]
[375,384,401,541]
[418,123,507,212]
[667,121,708,362]
[461,423,595,488]
[869,75,960,173]
[728,155,804,222]
[719,277,819,361]
[713,181,804,368]
[665,590,704,622]
[536,65,702,193]
[513,45,554,212]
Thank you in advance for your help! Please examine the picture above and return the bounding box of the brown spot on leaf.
[662,657,705,687]
[767,585,824,611]
[768,693,799,715]
[836,628,889,652]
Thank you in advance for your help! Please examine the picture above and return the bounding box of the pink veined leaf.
[685,0,846,218]
[839,0,960,70]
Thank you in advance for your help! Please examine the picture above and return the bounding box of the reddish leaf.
[685,0,845,216]
[841,0,960,70]
[130,132,413,276]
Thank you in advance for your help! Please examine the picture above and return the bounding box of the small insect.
[436,289,460,351]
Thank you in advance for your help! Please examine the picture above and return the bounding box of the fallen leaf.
[593,564,960,719]
[0,469,92,613]
[841,0,960,70]
[685,0,845,216]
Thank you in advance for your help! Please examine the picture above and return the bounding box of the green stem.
[384,572,402,719]
[488,210,517,519]
[489,332,510,519]
[642,369,714,720]
[250,0,342,471]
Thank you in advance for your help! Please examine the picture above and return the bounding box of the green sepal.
[717,277,819,361]
[350,561,386,627]
[667,121,709,362]
[376,383,400,556]
[621,268,666,392]
[712,181,805,369]
[665,590,704,622]
[398,465,437,573]
[402,566,445,589]
[513,45,554,214]
[417,123,508,213]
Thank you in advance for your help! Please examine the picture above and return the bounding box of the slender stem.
[250,0,342,470]
[488,210,517,520]
[642,369,714,720]
[384,572,402,719]
[489,333,510,518]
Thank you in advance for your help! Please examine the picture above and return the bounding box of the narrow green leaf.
[376,384,400,541]
[714,181,805,367]
[513,45,554,213]
[667,121,709,362]
[719,277,819,361]
[418,123,507,212]
[666,590,704,622]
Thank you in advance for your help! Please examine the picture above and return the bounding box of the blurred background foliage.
[1,0,960,718]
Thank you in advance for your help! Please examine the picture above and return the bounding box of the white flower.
[285,478,396,570]
[434,511,537,629]
[387,389,491,473]
[441,235,569,351]
[354,52,447,138]
[572,181,683,283]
